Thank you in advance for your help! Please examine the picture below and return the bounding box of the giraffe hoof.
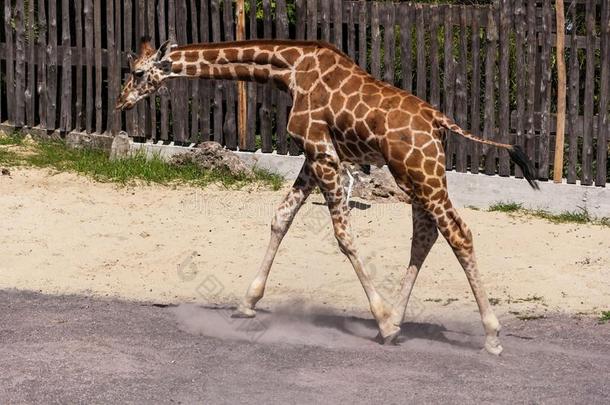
[376,325,401,345]
[231,305,256,318]
[484,338,503,356]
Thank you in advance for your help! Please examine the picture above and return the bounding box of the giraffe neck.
[162,40,340,92]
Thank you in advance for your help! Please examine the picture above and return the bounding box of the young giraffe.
[117,38,538,355]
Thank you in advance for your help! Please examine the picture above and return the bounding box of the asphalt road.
[1,290,608,404]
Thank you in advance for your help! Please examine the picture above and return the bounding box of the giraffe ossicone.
[117,38,540,355]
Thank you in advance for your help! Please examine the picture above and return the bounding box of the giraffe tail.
[436,115,540,190]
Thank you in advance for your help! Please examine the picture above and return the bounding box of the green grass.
[599,311,610,324]
[488,201,523,213]
[0,131,25,146]
[488,201,609,227]
[0,137,284,190]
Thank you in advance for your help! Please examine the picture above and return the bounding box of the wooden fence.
[1,0,609,186]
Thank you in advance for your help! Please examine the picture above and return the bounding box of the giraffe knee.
[334,231,355,256]
[270,207,291,235]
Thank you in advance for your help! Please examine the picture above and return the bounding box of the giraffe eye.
[133,70,145,78]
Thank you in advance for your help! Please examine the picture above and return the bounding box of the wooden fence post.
[582,0,596,185]
[60,0,72,132]
[236,0,247,150]
[14,0,25,127]
[597,0,610,186]
[553,0,566,183]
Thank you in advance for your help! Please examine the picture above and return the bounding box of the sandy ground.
[1,167,609,322]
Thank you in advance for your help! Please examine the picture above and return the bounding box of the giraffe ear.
[156,40,174,61]
[127,52,137,71]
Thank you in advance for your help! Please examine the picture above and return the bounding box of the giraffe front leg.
[310,157,400,343]
[232,163,316,318]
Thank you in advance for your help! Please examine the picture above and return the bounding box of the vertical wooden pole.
[236,0,247,150]
[553,0,566,183]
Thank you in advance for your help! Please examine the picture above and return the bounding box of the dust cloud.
[169,300,482,351]
[169,300,381,348]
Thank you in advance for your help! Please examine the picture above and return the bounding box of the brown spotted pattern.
[115,39,526,354]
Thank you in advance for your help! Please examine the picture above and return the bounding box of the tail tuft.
[508,145,539,190]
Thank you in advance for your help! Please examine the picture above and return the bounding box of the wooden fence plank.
[470,6,481,174]
[48,0,58,130]
[276,0,290,155]
[59,0,72,132]
[236,0,246,150]
[210,0,224,144]
[83,0,93,133]
[37,0,48,128]
[95,0,103,132]
[260,0,273,153]
[538,0,553,181]
[416,5,426,99]
[581,0,595,185]
[122,0,133,135]
[525,0,537,173]
[358,0,367,70]
[347,1,356,60]
[444,5,456,170]
[566,3,580,184]
[321,0,330,42]
[455,6,469,172]
[291,0,306,155]
[383,3,396,85]
[157,0,170,141]
[483,7,498,175]
[399,3,413,93]
[4,2,14,124]
[106,0,116,134]
[307,0,317,40]
[179,0,190,143]
[199,0,211,142]
[245,0,258,150]
[514,0,526,178]
[223,0,237,149]
[498,0,510,176]
[596,0,610,186]
[295,0,306,41]
[333,0,343,48]
[429,7,440,109]
[136,0,147,139]
[167,0,178,140]
[370,2,381,79]
[26,0,36,127]
[14,0,25,127]
[148,0,158,140]
[74,0,83,131]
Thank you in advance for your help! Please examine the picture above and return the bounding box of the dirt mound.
[171,141,253,177]
[350,167,409,203]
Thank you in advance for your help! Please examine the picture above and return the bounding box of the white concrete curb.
[127,140,610,217]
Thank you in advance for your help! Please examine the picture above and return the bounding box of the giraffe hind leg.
[393,200,439,326]
[423,197,503,355]
[309,152,400,343]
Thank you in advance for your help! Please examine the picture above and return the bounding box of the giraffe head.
[115,37,174,111]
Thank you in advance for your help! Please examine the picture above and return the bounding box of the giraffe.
[116,38,539,355]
